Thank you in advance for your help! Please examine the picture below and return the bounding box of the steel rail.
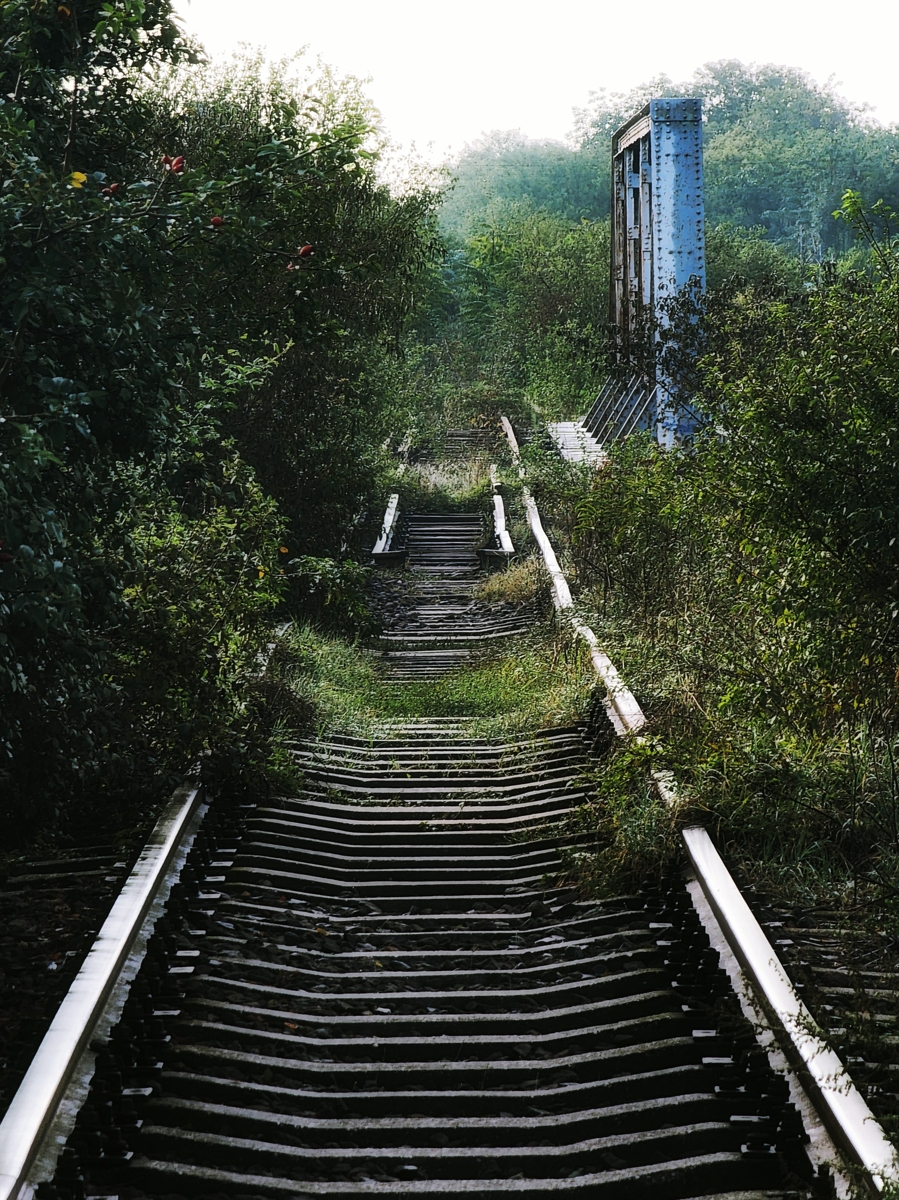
[500,415,645,736]
[0,781,205,1200]
[8,423,898,1197]
[492,493,515,554]
[683,825,899,1193]
[372,492,400,555]
[483,466,516,558]
[500,412,899,1194]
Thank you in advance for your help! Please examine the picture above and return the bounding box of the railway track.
[375,513,534,680]
[1,437,897,1200]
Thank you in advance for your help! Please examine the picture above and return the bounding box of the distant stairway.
[375,514,533,682]
[547,375,657,463]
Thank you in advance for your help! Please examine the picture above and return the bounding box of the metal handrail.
[582,374,657,446]
[584,374,634,439]
[619,384,655,438]
[500,411,899,1194]
[583,376,618,431]
[596,374,637,434]
[0,783,206,1200]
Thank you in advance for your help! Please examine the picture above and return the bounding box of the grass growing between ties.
[473,556,547,607]
[403,454,491,505]
[263,621,596,744]
[394,440,495,516]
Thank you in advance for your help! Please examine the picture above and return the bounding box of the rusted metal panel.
[609,104,653,361]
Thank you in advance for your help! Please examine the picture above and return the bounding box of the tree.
[440,130,604,242]
[421,206,611,419]
[0,6,442,836]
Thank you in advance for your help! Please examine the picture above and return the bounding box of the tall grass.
[528,432,899,918]
[265,622,596,740]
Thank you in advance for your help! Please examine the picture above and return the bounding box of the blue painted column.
[649,98,706,447]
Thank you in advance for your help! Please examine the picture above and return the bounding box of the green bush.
[0,8,442,839]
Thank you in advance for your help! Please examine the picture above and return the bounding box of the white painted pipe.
[492,493,515,554]
[372,493,400,555]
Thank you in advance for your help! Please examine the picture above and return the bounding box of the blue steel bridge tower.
[609,97,706,447]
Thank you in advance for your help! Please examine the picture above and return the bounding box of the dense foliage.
[5,6,899,920]
[396,207,613,436]
[455,210,611,414]
[426,56,899,907]
[423,59,899,437]
[0,1,441,839]
[438,130,602,242]
[576,61,899,257]
[525,195,899,901]
[443,61,899,264]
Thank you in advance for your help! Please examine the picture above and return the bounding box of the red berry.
[161,154,173,166]
[171,156,185,173]
[298,244,314,258]
[210,215,225,227]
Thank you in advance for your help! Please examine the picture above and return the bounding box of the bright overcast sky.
[173,0,899,159]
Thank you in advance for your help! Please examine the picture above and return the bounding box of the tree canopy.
[0,0,442,836]
[576,59,899,257]
[438,130,604,242]
[442,61,899,261]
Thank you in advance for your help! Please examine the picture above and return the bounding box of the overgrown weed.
[264,621,596,742]
[402,455,493,507]
[527,409,899,922]
[473,556,547,607]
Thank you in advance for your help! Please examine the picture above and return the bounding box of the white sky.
[173,0,899,159]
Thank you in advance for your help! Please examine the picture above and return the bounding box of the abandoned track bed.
[4,477,895,1200]
[372,513,534,680]
[55,730,814,1198]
